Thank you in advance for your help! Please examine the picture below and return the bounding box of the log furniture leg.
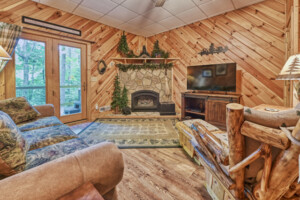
[226,103,245,199]
[260,144,272,193]
[284,179,300,198]
[254,119,300,200]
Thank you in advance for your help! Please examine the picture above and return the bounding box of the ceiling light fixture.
[155,0,166,7]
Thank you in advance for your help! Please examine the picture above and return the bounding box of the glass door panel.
[53,40,87,123]
[59,45,82,116]
[15,38,46,105]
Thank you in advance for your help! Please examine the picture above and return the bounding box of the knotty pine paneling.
[0,0,288,119]
[0,0,146,120]
[147,0,286,111]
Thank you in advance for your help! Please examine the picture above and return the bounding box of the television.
[187,63,236,92]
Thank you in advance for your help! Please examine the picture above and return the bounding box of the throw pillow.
[0,111,27,177]
[0,97,41,124]
[21,125,78,151]
[244,107,300,128]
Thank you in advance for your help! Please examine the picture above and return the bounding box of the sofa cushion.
[0,97,41,124]
[18,116,63,132]
[21,125,78,151]
[0,111,27,177]
[25,138,88,170]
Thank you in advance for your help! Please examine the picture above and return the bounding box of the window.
[14,34,87,123]
[15,38,46,106]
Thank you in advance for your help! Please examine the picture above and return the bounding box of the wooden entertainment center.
[181,92,240,129]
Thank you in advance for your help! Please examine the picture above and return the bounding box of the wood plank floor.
[117,148,212,200]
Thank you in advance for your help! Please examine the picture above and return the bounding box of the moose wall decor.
[199,43,228,56]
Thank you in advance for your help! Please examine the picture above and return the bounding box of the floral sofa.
[0,97,124,200]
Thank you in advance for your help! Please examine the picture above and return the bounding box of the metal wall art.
[199,43,228,56]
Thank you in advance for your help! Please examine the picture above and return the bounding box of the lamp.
[277,54,300,101]
[0,45,11,61]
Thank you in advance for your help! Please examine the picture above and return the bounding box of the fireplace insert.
[131,90,159,112]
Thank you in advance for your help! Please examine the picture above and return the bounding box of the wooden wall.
[0,0,146,120]
[147,0,286,110]
[0,0,288,119]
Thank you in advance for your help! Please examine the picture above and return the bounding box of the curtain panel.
[0,22,22,72]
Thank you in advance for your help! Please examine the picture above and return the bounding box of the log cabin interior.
[0,0,299,199]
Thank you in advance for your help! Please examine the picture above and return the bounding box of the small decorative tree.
[151,40,169,58]
[120,85,129,109]
[111,75,122,112]
[118,32,130,57]
[151,40,162,58]
[117,31,137,58]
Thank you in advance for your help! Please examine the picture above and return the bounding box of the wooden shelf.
[185,110,205,116]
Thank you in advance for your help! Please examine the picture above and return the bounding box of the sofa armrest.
[34,104,55,117]
[0,142,124,200]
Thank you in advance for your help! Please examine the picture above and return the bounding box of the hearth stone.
[160,102,176,116]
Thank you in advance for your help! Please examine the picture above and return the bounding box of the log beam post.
[226,103,245,199]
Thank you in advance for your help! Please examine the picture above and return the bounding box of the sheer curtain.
[0,22,22,72]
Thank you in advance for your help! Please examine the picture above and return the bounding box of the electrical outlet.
[104,105,111,111]
[91,77,97,82]
[95,104,98,110]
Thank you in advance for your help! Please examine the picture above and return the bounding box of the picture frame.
[202,69,212,77]
[216,64,227,76]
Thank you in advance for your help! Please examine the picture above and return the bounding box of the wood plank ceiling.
[0,0,286,119]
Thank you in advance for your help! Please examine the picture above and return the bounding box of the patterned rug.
[78,118,180,148]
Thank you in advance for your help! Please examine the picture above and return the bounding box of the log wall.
[147,0,286,110]
[0,0,146,120]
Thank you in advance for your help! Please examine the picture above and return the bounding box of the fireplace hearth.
[131,90,159,112]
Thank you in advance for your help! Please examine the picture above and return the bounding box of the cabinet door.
[206,99,229,127]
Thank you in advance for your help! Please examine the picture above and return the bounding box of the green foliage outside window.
[15,39,46,106]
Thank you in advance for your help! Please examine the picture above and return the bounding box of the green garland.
[116,63,173,72]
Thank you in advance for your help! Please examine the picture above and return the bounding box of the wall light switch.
[95,104,98,110]
[91,77,97,82]
[110,61,115,67]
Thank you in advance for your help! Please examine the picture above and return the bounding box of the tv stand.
[181,92,241,129]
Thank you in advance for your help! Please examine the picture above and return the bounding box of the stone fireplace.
[119,68,172,108]
[131,90,159,112]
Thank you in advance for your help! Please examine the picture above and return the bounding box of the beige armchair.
[0,142,124,200]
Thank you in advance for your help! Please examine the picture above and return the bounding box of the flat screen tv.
[187,63,236,92]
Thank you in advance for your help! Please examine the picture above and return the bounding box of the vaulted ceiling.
[32,0,265,37]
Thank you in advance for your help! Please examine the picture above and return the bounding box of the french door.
[14,33,87,123]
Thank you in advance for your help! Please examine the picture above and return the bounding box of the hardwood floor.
[70,123,211,199]
[117,148,212,200]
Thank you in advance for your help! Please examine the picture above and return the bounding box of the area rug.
[78,118,180,148]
